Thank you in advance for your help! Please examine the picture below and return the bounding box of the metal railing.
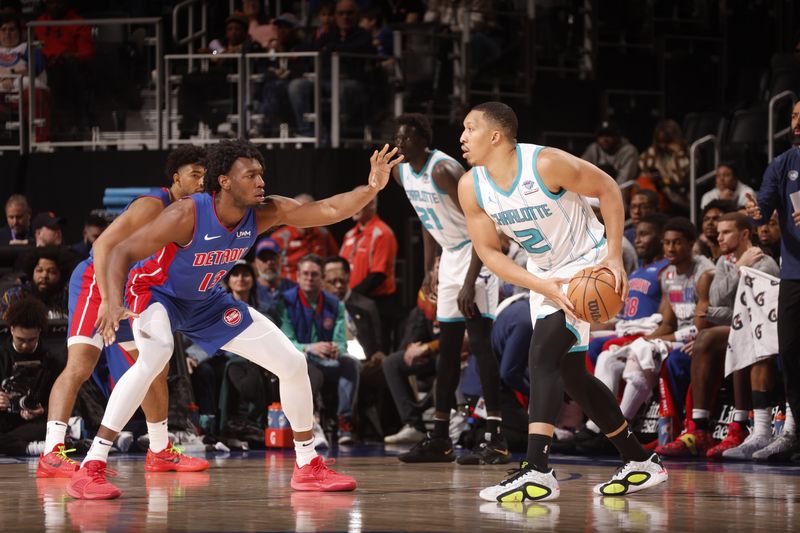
[172,0,207,72]
[689,134,719,224]
[0,75,23,152]
[26,17,163,151]
[768,89,796,162]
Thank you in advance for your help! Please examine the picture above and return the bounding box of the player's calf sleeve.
[221,308,314,432]
[466,317,502,413]
[528,313,575,424]
[560,351,626,433]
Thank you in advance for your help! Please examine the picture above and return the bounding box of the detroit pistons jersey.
[399,149,470,251]
[622,258,669,319]
[127,192,258,313]
[472,143,606,273]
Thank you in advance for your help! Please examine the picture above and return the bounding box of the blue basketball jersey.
[623,258,669,319]
[127,192,258,311]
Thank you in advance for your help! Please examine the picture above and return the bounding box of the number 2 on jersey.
[513,228,551,254]
[416,206,443,230]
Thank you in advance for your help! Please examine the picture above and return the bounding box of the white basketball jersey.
[473,143,606,274]
[399,149,470,251]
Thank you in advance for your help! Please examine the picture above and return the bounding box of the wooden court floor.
[1,448,799,532]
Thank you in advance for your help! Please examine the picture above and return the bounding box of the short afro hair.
[6,297,48,331]
[396,113,433,147]
[204,139,264,194]
[664,216,697,242]
[471,101,518,140]
[164,145,206,187]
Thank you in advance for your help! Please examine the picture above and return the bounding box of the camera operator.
[0,298,64,456]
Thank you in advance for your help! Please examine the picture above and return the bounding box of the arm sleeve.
[333,302,348,355]
[353,272,386,295]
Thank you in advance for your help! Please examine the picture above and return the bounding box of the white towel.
[614,313,663,336]
[724,266,779,377]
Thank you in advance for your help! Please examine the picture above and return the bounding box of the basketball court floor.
[1,446,798,532]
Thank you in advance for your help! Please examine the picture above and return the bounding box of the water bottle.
[657,416,672,447]
[774,410,786,436]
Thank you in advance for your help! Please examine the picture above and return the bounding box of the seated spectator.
[271,195,339,281]
[31,212,64,247]
[33,0,94,139]
[258,13,303,137]
[278,254,360,445]
[242,0,276,49]
[323,255,382,361]
[581,121,640,185]
[638,119,691,213]
[288,0,376,140]
[359,7,393,59]
[383,266,439,444]
[0,297,64,456]
[0,194,32,245]
[69,213,108,261]
[1,246,71,320]
[623,189,658,246]
[253,237,296,321]
[0,12,50,142]
[339,197,398,351]
[700,162,755,209]
[310,1,335,44]
[695,200,737,261]
[758,212,781,260]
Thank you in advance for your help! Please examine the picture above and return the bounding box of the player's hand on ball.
[369,144,404,190]
[95,301,139,346]
[595,257,628,302]
[534,277,577,322]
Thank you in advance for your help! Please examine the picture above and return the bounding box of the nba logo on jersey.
[522,180,538,194]
[223,308,243,327]
[422,173,430,183]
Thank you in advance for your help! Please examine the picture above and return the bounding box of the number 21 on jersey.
[416,206,443,231]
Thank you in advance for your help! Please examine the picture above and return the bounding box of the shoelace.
[310,457,338,477]
[165,443,185,456]
[86,464,118,483]
[55,446,78,464]
[500,461,533,486]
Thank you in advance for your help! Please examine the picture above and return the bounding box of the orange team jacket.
[339,216,397,297]
[271,226,339,281]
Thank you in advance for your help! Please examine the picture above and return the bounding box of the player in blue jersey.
[457,102,667,502]
[391,113,508,465]
[37,146,207,479]
[66,140,403,500]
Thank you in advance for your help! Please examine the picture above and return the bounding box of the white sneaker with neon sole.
[479,462,560,502]
[592,453,668,496]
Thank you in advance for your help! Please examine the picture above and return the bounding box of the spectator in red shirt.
[271,194,340,281]
[340,197,397,350]
[33,0,95,139]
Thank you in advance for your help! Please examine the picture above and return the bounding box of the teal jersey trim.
[531,145,566,199]
[569,344,589,353]
[472,168,484,210]
[437,312,496,323]
[483,144,523,197]
[449,239,471,252]
[564,321,582,345]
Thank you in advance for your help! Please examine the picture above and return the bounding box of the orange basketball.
[567,266,624,324]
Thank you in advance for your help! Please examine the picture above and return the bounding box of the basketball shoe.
[752,431,798,462]
[145,442,209,472]
[479,461,560,502]
[398,434,455,463]
[37,444,79,478]
[592,453,668,496]
[457,434,512,465]
[655,421,714,457]
[721,431,771,460]
[67,461,121,500]
[291,457,357,491]
[706,422,746,459]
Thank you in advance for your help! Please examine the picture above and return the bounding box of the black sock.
[752,390,772,410]
[486,417,502,440]
[525,434,553,472]
[693,417,710,431]
[608,424,650,462]
[432,419,449,439]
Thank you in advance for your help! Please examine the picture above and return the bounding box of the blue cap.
[255,237,281,257]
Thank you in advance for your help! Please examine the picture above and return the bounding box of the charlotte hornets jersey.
[127,192,258,312]
[399,149,470,251]
[472,143,606,273]
[623,258,669,319]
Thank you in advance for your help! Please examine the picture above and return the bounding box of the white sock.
[44,421,68,453]
[147,419,169,452]
[753,408,771,438]
[692,409,711,421]
[585,420,601,434]
[786,406,796,434]
[294,437,318,467]
[733,410,749,424]
[81,437,114,467]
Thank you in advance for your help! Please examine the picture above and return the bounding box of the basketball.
[567,266,624,323]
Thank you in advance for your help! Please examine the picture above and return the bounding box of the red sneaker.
[67,461,121,500]
[655,421,715,457]
[706,422,747,459]
[36,444,79,478]
[145,443,209,473]
[291,456,357,492]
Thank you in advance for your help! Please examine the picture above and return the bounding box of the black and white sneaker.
[479,461,560,502]
[592,453,668,496]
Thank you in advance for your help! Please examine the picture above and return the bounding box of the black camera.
[1,360,42,414]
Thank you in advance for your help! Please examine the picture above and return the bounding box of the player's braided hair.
[396,113,433,147]
[204,139,265,194]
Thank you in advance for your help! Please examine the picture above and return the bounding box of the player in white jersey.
[391,114,508,465]
[457,102,667,502]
